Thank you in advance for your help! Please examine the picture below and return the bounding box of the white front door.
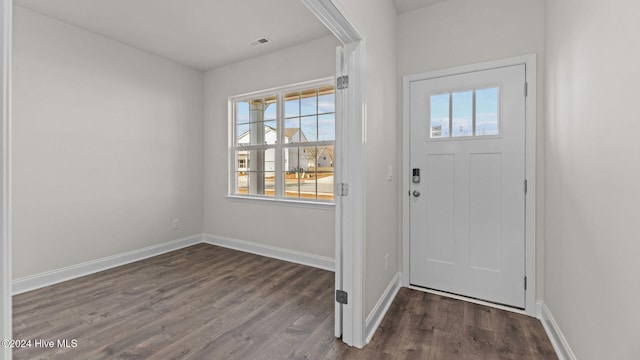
[409,64,527,308]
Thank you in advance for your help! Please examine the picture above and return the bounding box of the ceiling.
[392,0,446,14]
[14,0,333,71]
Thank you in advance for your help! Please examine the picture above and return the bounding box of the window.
[430,87,499,138]
[230,79,335,202]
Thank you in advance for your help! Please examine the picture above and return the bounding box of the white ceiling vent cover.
[249,37,272,47]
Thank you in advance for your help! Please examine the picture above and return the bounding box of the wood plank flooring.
[12,244,557,359]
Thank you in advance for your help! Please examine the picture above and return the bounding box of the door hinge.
[524,276,528,291]
[336,290,348,304]
[337,75,349,90]
[524,179,528,194]
[337,183,349,197]
[524,82,528,97]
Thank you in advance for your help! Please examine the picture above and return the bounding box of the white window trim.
[228,77,336,205]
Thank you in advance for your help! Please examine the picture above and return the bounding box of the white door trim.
[402,55,537,317]
[0,0,11,359]
[301,0,366,348]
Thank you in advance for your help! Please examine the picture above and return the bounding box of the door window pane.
[430,94,449,138]
[475,87,499,136]
[452,91,473,137]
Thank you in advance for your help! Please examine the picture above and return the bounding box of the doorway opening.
[402,55,538,316]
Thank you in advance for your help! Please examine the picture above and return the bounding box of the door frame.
[0,0,11,358]
[301,0,367,347]
[402,55,538,317]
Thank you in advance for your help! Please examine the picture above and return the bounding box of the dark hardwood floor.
[13,244,557,359]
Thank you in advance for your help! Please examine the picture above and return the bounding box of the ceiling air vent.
[249,37,271,47]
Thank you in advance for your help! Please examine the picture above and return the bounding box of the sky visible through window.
[430,87,499,138]
[285,90,335,142]
[236,91,335,143]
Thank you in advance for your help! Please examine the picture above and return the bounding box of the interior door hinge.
[337,75,349,90]
[336,290,348,304]
[524,276,528,291]
[524,82,528,97]
[337,183,349,197]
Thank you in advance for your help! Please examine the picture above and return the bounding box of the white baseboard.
[12,234,202,295]
[13,233,335,295]
[365,272,401,344]
[539,301,577,360]
[202,234,334,272]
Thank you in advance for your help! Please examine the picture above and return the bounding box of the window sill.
[226,195,335,210]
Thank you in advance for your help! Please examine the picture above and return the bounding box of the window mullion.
[274,91,284,198]
[448,92,453,138]
[472,90,477,136]
[230,102,238,195]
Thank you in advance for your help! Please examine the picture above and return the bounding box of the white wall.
[545,0,640,358]
[12,6,204,279]
[397,0,546,299]
[202,35,339,259]
[339,0,399,318]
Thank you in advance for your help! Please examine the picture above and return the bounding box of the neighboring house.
[237,126,332,173]
[284,128,306,144]
[237,125,278,172]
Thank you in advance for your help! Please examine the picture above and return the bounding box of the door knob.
[413,190,421,197]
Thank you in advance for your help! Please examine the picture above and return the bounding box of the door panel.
[469,152,501,271]
[425,154,455,264]
[409,64,526,308]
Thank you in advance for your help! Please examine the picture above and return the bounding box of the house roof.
[284,128,299,139]
[238,124,276,140]
[238,125,308,144]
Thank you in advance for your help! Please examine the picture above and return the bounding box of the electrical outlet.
[385,253,389,272]
[173,219,180,230]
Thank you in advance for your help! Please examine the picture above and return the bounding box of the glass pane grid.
[233,85,335,202]
[430,87,499,139]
